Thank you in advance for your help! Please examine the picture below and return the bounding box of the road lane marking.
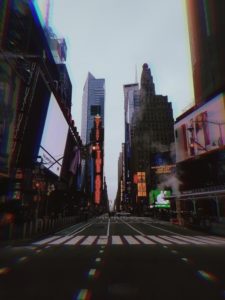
[144,222,187,235]
[172,235,207,245]
[97,236,108,245]
[107,218,110,237]
[159,235,188,245]
[64,235,85,245]
[31,234,225,246]
[147,235,172,244]
[32,236,62,245]
[112,236,123,245]
[49,236,72,245]
[207,236,225,243]
[124,235,140,245]
[81,236,97,245]
[120,219,145,235]
[135,235,156,244]
[69,221,96,236]
[95,258,101,262]
[194,236,225,244]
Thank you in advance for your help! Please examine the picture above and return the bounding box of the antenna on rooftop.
[135,64,138,83]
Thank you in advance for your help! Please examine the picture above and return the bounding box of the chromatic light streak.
[18,257,28,262]
[197,270,219,283]
[0,267,10,275]
[87,268,100,279]
[74,289,92,300]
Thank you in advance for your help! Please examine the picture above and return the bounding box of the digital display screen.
[149,189,171,208]
[38,93,69,176]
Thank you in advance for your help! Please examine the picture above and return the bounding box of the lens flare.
[197,270,218,283]
[0,267,10,275]
[73,289,92,300]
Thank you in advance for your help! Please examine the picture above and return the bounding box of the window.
[91,105,101,116]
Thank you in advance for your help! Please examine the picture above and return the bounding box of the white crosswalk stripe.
[171,235,206,245]
[32,235,225,246]
[195,236,225,244]
[33,236,61,245]
[111,235,123,245]
[124,235,140,245]
[49,236,72,245]
[159,235,188,245]
[64,236,85,245]
[135,235,155,244]
[81,236,97,245]
[146,235,172,245]
[97,236,108,245]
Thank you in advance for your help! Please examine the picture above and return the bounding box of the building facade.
[173,1,225,225]
[186,0,225,105]
[130,63,174,210]
[123,83,140,207]
[0,0,82,225]
[80,73,105,208]
[81,72,105,145]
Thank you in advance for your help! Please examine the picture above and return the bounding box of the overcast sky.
[43,0,194,202]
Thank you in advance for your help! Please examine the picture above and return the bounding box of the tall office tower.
[81,73,105,145]
[131,63,174,195]
[186,0,225,105]
[123,83,140,205]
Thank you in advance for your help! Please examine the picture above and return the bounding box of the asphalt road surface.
[1,215,225,300]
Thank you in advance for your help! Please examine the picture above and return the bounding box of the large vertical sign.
[137,172,147,197]
[93,116,103,205]
[94,144,102,204]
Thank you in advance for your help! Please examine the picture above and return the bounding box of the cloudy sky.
[41,0,194,201]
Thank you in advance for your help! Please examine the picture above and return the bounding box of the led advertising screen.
[175,93,225,163]
[137,172,147,197]
[38,93,69,176]
[149,189,171,208]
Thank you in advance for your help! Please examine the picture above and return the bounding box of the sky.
[39,0,195,202]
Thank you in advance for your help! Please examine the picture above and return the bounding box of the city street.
[1,215,225,300]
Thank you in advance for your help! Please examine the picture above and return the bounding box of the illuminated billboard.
[175,93,225,163]
[38,93,69,176]
[149,189,171,208]
[137,172,147,197]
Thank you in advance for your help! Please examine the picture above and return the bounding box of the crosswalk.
[33,234,225,247]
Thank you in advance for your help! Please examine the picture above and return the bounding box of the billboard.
[137,172,147,197]
[149,189,171,208]
[175,93,225,163]
[38,93,69,176]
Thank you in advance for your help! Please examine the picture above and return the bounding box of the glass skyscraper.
[81,72,105,145]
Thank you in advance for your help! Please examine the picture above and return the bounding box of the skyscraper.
[186,0,225,105]
[81,73,105,145]
[130,64,174,204]
[123,83,140,205]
